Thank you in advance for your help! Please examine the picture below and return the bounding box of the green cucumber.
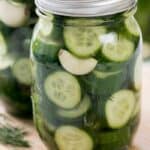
[125,17,140,37]
[105,89,136,129]
[55,126,93,150]
[0,0,28,27]
[64,26,105,58]
[0,32,7,55]
[133,54,142,90]
[12,58,32,85]
[57,95,91,119]
[44,71,81,109]
[32,37,62,63]
[102,37,134,62]
[80,63,127,96]
[59,50,97,75]
[98,127,130,145]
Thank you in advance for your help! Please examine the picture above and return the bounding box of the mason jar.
[31,0,142,149]
[0,0,36,117]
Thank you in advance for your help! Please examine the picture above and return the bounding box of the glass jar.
[0,0,36,117]
[31,0,142,149]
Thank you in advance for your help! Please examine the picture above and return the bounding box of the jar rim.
[35,0,137,17]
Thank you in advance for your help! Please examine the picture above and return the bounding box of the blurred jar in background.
[136,0,150,60]
[0,0,36,117]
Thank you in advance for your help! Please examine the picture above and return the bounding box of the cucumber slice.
[59,50,97,75]
[12,58,32,85]
[57,95,91,119]
[0,0,28,27]
[0,55,14,70]
[102,37,134,62]
[64,26,105,58]
[125,17,140,37]
[105,90,136,129]
[55,126,93,150]
[44,71,81,109]
[133,54,142,91]
[0,32,7,55]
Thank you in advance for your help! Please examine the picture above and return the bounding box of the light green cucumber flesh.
[0,55,14,70]
[58,50,97,75]
[44,71,81,109]
[55,126,93,150]
[125,17,140,36]
[57,95,91,118]
[12,58,32,85]
[102,37,134,62]
[0,32,7,55]
[64,27,105,57]
[105,89,136,129]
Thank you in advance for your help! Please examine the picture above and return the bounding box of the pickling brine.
[31,0,142,149]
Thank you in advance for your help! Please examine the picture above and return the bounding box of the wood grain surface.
[0,62,150,150]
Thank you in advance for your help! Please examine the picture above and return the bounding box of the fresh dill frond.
[0,123,30,147]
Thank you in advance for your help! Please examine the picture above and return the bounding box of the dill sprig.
[0,123,30,148]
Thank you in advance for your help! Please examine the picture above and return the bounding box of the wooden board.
[0,62,150,150]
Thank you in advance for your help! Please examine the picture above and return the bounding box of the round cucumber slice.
[64,26,105,58]
[0,0,28,27]
[105,89,136,129]
[0,32,7,55]
[55,126,93,150]
[57,95,91,119]
[0,55,14,70]
[59,50,97,75]
[125,17,140,37]
[102,37,134,62]
[44,71,81,109]
[12,58,32,85]
[134,54,142,91]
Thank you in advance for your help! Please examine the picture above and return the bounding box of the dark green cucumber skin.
[0,23,33,117]
[32,39,62,63]
[31,23,64,63]
[31,14,142,150]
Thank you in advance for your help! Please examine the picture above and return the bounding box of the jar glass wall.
[31,8,142,150]
[0,0,36,117]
